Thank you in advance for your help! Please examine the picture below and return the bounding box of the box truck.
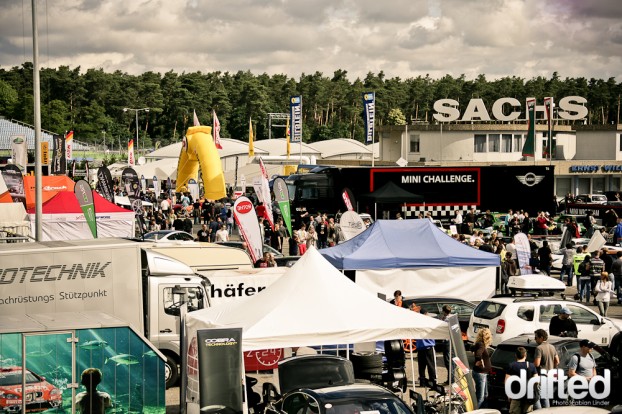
[0,238,253,388]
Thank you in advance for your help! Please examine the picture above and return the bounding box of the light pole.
[123,107,150,154]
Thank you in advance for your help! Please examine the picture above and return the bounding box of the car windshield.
[0,370,41,385]
[326,398,411,414]
[473,301,506,320]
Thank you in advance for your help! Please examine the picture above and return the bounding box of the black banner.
[96,166,115,202]
[122,167,141,202]
[197,328,243,413]
[51,133,66,175]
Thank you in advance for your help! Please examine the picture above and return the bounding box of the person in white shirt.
[215,224,229,242]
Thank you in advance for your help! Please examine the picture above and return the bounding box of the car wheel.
[165,355,179,389]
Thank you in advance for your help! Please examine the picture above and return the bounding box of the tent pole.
[409,342,415,391]
[447,330,453,414]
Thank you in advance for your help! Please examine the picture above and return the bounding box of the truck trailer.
[0,238,253,388]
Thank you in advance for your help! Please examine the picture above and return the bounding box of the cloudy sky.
[1,0,621,81]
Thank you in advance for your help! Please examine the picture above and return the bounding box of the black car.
[487,334,615,410]
[402,296,476,337]
[215,241,300,267]
[262,355,414,414]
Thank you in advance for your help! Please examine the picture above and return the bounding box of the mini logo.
[236,200,253,214]
[12,136,24,144]
[516,172,544,187]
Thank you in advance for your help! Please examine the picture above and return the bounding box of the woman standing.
[595,271,615,316]
[306,226,318,250]
[471,327,492,409]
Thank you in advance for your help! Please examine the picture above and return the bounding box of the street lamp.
[123,107,150,154]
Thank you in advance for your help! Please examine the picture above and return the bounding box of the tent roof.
[359,181,424,203]
[321,219,501,269]
[185,247,449,351]
[27,191,133,214]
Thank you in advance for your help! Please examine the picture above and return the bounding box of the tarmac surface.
[164,244,622,414]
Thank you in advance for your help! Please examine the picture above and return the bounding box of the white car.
[467,297,622,347]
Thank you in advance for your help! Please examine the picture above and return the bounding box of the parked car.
[143,230,195,242]
[486,334,614,410]
[402,296,475,339]
[574,194,608,204]
[467,297,622,347]
[215,241,300,267]
[0,366,63,413]
[262,355,414,414]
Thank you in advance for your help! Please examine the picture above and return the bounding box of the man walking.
[533,329,559,409]
[559,243,575,286]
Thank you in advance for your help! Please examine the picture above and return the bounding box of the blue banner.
[289,95,302,143]
[363,92,375,144]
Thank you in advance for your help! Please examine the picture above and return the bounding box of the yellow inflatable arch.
[176,126,226,200]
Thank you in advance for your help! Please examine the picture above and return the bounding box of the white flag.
[213,110,222,149]
[193,109,200,126]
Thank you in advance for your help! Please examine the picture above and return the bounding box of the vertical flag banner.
[522,98,536,158]
[140,175,147,194]
[286,116,291,158]
[1,165,26,204]
[10,135,27,173]
[51,133,66,175]
[213,110,222,149]
[233,196,263,263]
[289,96,302,143]
[96,166,115,202]
[65,130,74,161]
[544,97,554,159]
[41,141,49,166]
[258,157,274,230]
[153,176,160,199]
[71,160,76,180]
[122,167,141,202]
[74,179,97,239]
[188,178,199,203]
[84,161,90,182]
[363,92,376,144]
[273,177,292,237]
[167,177,173,198]
[514,232,532,275]
[193,109,201,126]
[248,118,255,157]
[128,139,135,166]
[342,188,356,211]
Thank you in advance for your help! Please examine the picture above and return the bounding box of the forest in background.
[0,63,620,150]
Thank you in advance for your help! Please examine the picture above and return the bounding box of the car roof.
[403,296,475,305]
[302,383,403,400]
[496,334,581,348]
[481,297,567,305]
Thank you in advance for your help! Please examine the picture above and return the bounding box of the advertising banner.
[41,141,49,166]
[10,134,27,173]
[258,157,274,230]
[51,133,66,175]
[213,110,223,149]
[153,176,160,199]
[65,130,74,161]
[74,179,97,238]
[342,188,355,211]
[446,314,476,411]
[273,177,292,237]
[122,167,141,202]
[140,175,147,194]
[197,328,244,413]
[514,232,532,275]
[362,92,375,144]
[128,138,135,166]
[339,210,366,241]
[289,95,302,143]
[188,178,199,202]
[96,166,115,203]
[522,98,536,157]
[1,165,26,204]
[233,196,263,263]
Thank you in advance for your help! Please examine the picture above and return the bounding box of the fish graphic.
[27,349,53,357]
[105,354,140,366]
[142,350,157,358]
[79,340,108,350]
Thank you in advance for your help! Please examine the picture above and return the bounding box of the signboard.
[289,96,302,143]
[41,141,49,165]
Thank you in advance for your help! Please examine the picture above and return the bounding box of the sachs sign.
[235,200,253,214]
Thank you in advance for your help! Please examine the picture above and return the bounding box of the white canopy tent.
[0,203,30,239]
[186,247,449,352]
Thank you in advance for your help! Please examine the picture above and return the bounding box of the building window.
[501,134,512,152]
[514,134,522,152]
[474,134,486,153]
[488,134,500,152]
[409,134,420,153]
[619,134,622,151]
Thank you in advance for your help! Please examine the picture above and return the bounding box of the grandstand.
[0,117,92,152]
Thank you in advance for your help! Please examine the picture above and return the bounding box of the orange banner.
[23,175,75,209]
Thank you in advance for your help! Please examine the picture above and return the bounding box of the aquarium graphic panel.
[0,327,165,413]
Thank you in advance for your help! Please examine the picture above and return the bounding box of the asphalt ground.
[165,260,622,413]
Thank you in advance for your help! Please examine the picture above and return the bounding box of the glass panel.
[556,178,571,198]
[409,134,420,153]
[501,134,512,152]
[577,178,590,195]
[517,306,535,321]
[25,332,72,413]
[488,134,500,152]
[474,134,486,153]
[592,177,605,194]
[76,327,165,414]
[514,134,522,152]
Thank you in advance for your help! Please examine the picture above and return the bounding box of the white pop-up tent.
[185,247,449,352]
